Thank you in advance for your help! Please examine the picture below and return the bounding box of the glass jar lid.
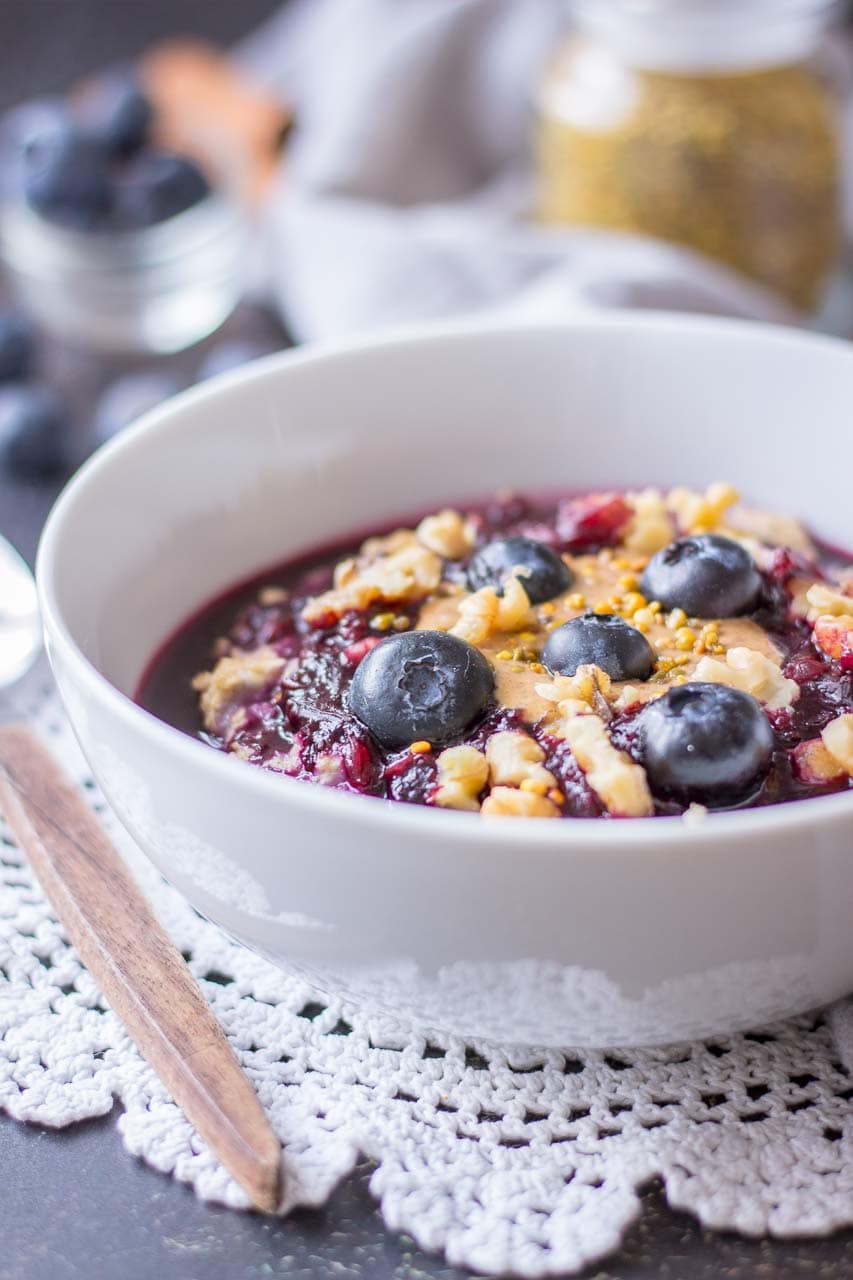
[570,0,846,72]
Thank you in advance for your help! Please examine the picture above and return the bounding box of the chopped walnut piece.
[449,586,498,645]
[725,505,815,556]
[693,646,799,710]
[303,541,442,625]
[614,683,667,711]
[806,582,853,620]
[433,745,489,811]
[495,574,533,630]
[333,557,358,588]
[416,509,476,560]
[788,576,820,619]
[193,646,285,736]
[821,714,853,777]
[668,483,738,534]
[258,586,288,606]
[267,745,302,775]
[315,754,345,786]
[560,713,654,817]
[360,528,420,558]
[813,615,853,667]
[480,786,561,818]
[450,574,531,645]
[485,731,556,789]
[535,664,613,719]
[623,489,674,555]
[793,738,845,785]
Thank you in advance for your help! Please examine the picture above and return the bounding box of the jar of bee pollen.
[537,1,843,311]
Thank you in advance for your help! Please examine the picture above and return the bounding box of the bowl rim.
[37,309,853,850]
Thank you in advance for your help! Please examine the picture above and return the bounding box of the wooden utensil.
[0,723,283,1213]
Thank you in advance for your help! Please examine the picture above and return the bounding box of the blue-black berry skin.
[543,613,655,681]
[641,534,762,618]
[467,536,572,605]
[638,682,774,805]
[1,98,72,170]
[23,127,113,230]
[113,150,210,228]
[348,629,494,751]
[0,311,36,383]
[79,71,153,157]
[0,385,69,479]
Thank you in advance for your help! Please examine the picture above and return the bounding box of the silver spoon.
[0,533,40,690]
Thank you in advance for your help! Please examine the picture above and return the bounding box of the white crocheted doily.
[3,673,853,1279]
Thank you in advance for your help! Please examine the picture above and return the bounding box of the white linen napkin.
[237,0,829,341]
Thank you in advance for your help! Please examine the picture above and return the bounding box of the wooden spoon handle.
[0,723,282,1213]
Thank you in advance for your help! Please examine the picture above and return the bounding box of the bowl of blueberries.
[0,67,247,353]
[36,312,853,1046]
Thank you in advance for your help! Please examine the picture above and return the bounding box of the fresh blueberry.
[94,371,180,444]
[637,682,773,805]
[197,339,273,382]
[0,97,71,171]
[0,385,69,479]
[23,126,113,230]
[466,536,572,605]
[113,150,210,228]
[348,629,494,750]
[0,310,35,382]
[77,70,153,157]
[543,613,655,681]
[641,534,762,618]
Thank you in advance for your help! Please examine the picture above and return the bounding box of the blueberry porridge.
[137,485,853,819]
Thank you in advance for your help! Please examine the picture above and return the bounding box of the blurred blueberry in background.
[94,370,181,444]
[197,338,273,381]
[113,150,210,228]
[0,309,36,382]
[0,384,69,479]
[0,97,70,173]
[77,69,153,157]
[24,126,113,230]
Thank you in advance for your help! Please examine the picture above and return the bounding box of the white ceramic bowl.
[37,315,853,1048]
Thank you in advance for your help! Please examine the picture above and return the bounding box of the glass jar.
[537,0,845,312]
[0,189,245,353]
[0,100,249,355]
[0,193,248,354]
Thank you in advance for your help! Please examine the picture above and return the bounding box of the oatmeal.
[137,485,853,818]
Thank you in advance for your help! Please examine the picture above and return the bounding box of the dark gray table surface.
[4,3,853,1277]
